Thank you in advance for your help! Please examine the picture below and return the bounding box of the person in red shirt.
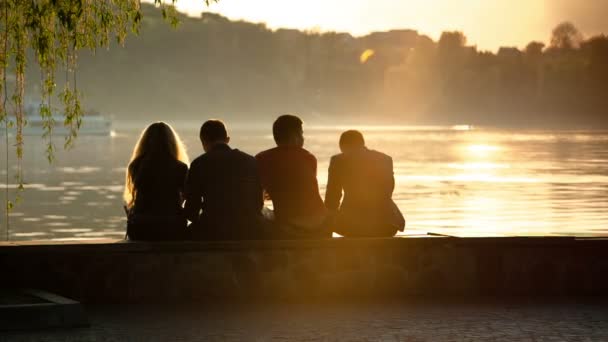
[256,115,329,238]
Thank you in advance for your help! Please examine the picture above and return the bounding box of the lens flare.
[360,49,375,64]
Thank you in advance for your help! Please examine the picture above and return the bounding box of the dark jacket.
[130,157,188,217]
[127,157,188,241]
[325,147,405,236]
[184,144,263,238]
[255,145,326,224]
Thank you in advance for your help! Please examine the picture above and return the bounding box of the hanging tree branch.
[0,0,219,239]
[1,0,10,239]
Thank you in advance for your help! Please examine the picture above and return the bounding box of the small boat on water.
[2,108,112,136]
[23,113,112,136]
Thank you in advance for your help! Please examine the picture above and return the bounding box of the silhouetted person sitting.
[184,120,264,240]
[325,130,405,237]
[256,114,329,239]
[124,122,190,241]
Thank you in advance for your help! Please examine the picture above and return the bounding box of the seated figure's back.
[130,157,188,216]
[331,148,394,213]
[187,145,261,221]
[123,121,190,241]
[255,115,327,239]
[256,145,325,223]
[184,120,263,240]
[325,130,405,237]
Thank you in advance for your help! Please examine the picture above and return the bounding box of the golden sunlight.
[451,125,473,131]
[359,49,375,64]
[142,0,605,51]
[466,144,502,158]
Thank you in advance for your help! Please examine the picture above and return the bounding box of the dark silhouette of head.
[339,130,365,153]
[273,114,304,147]
[200,119,230,152]
[124,121,189,208]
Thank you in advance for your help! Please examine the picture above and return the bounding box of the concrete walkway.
[3,298,608,341]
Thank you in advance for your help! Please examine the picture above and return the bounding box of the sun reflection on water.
[3,127,608,240]
[465,144,502,158]
[447,162,509,170]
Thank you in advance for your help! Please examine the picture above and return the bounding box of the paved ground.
[2,298,608,341]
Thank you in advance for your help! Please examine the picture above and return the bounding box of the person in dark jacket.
[256,115,329,239]
[325,130,405,237]
[124,122,190,241]
[184,120,265,240]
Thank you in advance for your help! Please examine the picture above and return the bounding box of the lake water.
[1,125,607,240]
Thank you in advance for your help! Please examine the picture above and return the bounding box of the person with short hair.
[124,122,189,241]
[256,115,329,239]
[325,130,405,237]
[184,119,264,240]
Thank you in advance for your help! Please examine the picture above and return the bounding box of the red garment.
[256,146,326,223]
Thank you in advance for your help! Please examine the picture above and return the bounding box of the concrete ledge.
[0,289,88,330]
[2,237,608,302]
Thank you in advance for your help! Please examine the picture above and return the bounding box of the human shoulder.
[255,147,278,160]
[328,153,344,172]
[175,160,189,172]
[128,157,142,172]
[330,152,344,161]
[368,148,391,159]
[173,160,188,181]
[189,154,206,169]
[367,149,392,168]
[232,148,257,162]
[329,153,344,165]
[300,147,318,162]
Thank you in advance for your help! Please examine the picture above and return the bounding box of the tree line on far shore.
[27,4,608,128]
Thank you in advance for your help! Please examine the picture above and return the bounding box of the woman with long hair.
[124,122,190,240]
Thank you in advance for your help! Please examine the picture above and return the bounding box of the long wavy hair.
[123,122,189,209]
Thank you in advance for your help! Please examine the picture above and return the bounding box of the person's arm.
[309,152,321,190]
[178,163,188,205]
[252,160,264,212]
[255,154,271,201]
[389,157,395,193]
[183,160,203,223]
[324,156,342,211]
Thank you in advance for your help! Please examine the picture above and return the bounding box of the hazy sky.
[148,0,608,51]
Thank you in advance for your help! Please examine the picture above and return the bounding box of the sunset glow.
[147,0,608,51]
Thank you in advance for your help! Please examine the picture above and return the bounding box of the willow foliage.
[1,0,216,234]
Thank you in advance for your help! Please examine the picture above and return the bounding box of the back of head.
[272,114,303,146]
[339,130,365,152]
[200,119,228,145]
[132,122,188,162]
[124,121,189,207]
